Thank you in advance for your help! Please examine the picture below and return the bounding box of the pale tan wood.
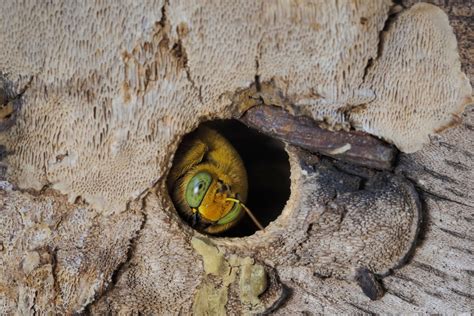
[0,1,472,314]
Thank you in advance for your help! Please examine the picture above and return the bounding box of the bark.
[0,0,472,314]
[240,105,396,170]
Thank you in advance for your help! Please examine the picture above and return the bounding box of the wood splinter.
[240,105,397,170]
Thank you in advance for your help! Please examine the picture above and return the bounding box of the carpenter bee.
[167,126,263,234]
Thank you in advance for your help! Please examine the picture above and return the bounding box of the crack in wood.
[386,289,418,306]
[392,272,423,287]
[411,261,448,279]
[83,198,148,313]
[450,288,473,300]
[422,190,473,208]
[345,302,376,315]
[438,227,474,242]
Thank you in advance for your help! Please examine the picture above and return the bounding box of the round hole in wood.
[167,119,291,237]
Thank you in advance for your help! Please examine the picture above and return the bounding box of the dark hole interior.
[169,119,291,237]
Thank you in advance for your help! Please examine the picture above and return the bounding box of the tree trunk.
[0,0,472,314]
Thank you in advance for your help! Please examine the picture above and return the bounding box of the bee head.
[185,170,241,227]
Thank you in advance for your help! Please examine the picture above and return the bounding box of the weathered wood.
[240,105,396,170]
[0,0,472,314]
[273,106,473,314]
[401,0,473,85]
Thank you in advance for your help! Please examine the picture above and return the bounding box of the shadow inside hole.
[202,120,291,237]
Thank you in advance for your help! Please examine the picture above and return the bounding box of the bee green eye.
[217,202,241,225]
[185,171,212,208]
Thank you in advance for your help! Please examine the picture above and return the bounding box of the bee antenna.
[226,198,264,230]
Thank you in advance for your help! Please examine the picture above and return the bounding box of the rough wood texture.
[0,0,472,314]
[273,106,473,314]
[400,0,473,86]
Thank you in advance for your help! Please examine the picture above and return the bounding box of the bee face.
[185,170,239,224]
[168,126,258,234]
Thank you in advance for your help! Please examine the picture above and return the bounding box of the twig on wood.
[239,105,396,170]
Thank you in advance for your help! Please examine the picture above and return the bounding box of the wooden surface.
[240,2,472,311]
[0,1,472,314]
[400,0,473,85]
